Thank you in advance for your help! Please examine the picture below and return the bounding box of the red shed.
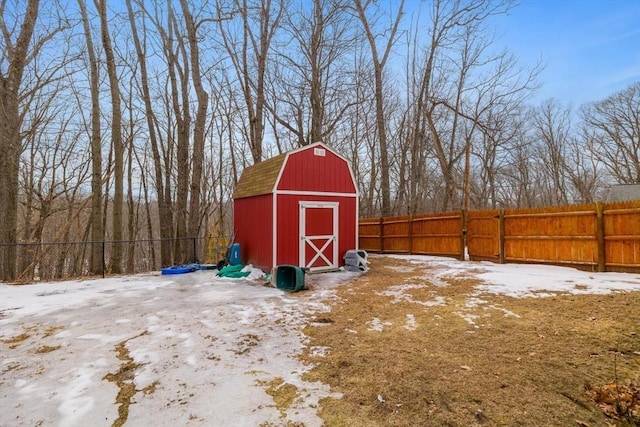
[233,142,359,272]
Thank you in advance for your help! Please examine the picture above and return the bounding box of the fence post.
[498,209,505,264]
[408,215,413,255]
[460,210,466,261]
[379,217,384,254]
[192,237,197,263]
[596,202,606,272]
[102,240,106,278]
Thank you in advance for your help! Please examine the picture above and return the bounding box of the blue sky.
[495,0,640,106]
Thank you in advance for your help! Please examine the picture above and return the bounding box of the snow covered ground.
[1,256,640,427]
[386,255,640,298]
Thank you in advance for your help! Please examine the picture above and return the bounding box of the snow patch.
[57,364,101,427]
[456,312,480,328]
[309,346,330,357]
[404,314,417,331]
[376,284,445,307]
[488,305,521,318]
[367,317,392,332]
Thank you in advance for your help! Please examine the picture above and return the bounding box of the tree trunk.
[125,0,173,266]
[0,0,39,281]
[126,128,136,274]
[78,0,104,275]
[354,0,404,217]
[180,0,209,257]
[169,6,191,263]
[97,0,124,274]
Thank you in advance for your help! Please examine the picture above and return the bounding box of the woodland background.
[0,0,638,281]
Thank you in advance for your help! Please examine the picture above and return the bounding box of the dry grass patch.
[103,331,148,427]
[141,380,160,395]
[34,345,61,354]
[43,326,64,337]
[301,256,640,427]
[260,422,305,427]
[2,361,21,374]
[1,324,39,348]
[1,333,31,348]
[234,334,261,355]
[2,324,65,350]
[258,377,300,419]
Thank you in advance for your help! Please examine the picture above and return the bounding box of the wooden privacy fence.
[359,212,465,259]
[359,200,640,273]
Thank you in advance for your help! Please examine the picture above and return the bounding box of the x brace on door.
[303,235,335,268]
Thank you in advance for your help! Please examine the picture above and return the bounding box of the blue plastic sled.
[161,264,199,275]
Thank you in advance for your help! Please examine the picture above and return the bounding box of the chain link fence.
[0,236,224,283]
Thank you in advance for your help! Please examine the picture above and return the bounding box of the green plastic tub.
[271,265,306,292]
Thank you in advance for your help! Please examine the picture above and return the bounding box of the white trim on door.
[299,201,339,272]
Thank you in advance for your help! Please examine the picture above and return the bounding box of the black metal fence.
[0,236,223,284]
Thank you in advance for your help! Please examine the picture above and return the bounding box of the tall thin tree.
[179,0,209,250]
[96,0,124,273]
[353,0,404,217]
[126,0,174,266]
[78,0,104,275]
[0,0,40,281]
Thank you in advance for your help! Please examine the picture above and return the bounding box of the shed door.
[299,202,339,272]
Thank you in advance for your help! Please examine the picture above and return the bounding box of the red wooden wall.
[233,194,273,270]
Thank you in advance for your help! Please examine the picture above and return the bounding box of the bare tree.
[126,0,174,266]
[565,131,602,203]
[0,0,69,280]
[343,55,380,216]
[467,50,541,209]
[95,0,124,273]
[407,0,515,212]
[0,0,39,280]
[503,134,537,208]
[472,105,525,209]
[353,0,404,216]
[122,74,142,273]
[179,0,210,249]
[581,82,640,184]
[143,2,192,262]
[206,70,242,249]
[77,0,104,274]
[531,100,572,205]
[217,0,284,163]
[269,0,358,147]
[18,100,79,279]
